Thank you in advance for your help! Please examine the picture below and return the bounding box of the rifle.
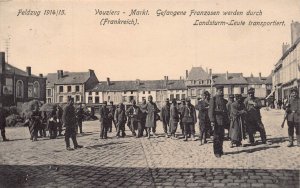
[281,113,288,128]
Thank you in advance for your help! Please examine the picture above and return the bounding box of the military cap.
[291,87,298,93]
[204,91,211,96]
[248,87,255,93]
[186,97,191,102]
[165,98,170,102]
[235,94,242,98]
[215,85,224,90]
[229,94,234,98]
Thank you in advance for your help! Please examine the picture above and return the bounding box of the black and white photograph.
[0,0,299,187]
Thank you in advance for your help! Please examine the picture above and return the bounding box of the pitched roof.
[4,63,41,78]
[213,73,248,85]
[46,71,91,86]
[245,77,267,84]
[187,67,210,80]
[89,79,187,92]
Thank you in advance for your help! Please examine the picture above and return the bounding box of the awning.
[265,90,275,99]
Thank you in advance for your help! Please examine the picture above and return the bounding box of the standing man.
[181,98,197,141]
[197,91,211,145]
[284,87,300,147]
[47,106,58,139]
[209,86,228,158]
[0,107,9,141]
[63,97,83,150]
[161,98,171,138]
[140,98,148,137]
[145,95,160,139]
[225,94,235,139]
[126,100,142,137]
[229,94,247,147]
[76,104,84,134]
[114,103,127,138]
[178,98,187,136]
[28,105,41,141]
[99,101,110,139]
[244,87,267,145]
[56,105,63,136]
[169,98,179,139]
[108,101,116,132]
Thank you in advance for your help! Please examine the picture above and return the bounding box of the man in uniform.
[76,104,84,134]
[170,98,179,139]
[108,101,116,132]
[284,87,300,147]
[0,107,9,141]
[99,101,110,139]
[56,105,63,136]
[126,100,142,137]
[63,97,83,150]
[178,98,187,136]
[197,91,211,145]
[114,103,127,138]
[160,98,171,138]
[28,105,41,141]
[181,98,197,141]
[145,95,160,139]
[244,87,267,145]
[225,94,235,140]
[209,85,228,158]
[140,98,148,137]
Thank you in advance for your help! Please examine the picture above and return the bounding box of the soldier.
[63,97,83,150]
[209,86,228,158]
[160,98,171,138]
[244,87,267,145]
[114,103,127,138]
[28,105,41,141]
[47,106,58,139]
[197,91,211,145]
[229,94,247,148]
[170,98,179,139]
[178,98,186,136]
[145,95,160,139]
[181,98,197,141]
[284,87,300,147]
[0,107,9,141]
[225,94,235,140]
[99,101,110,139]
[56,105,63,136]
[76,104,84,134]
[126,100,142,137]
[108,101,116,132]
[140,98,148,137]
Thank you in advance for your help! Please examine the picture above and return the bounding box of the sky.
[0,0,299,81]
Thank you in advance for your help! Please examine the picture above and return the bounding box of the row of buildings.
[272,21,300,101]
[0,50,272,108]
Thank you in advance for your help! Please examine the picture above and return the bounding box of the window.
[75,86,80,92]
[75,95,80,102]
[191,89,196,96]
[16,80,24,98]
[148,91,151,94]
[241,87,245,94]
[122,96,127,102]
[59,96,63,102]
[89,91,92,95]
[67,86,72,92]
[181,94,186,100]
[59,86,63,92]
[47,98,51,103]
[28,84,33,97]
[176,94,180,100]
[47,89,52,97]
[108,96,111,101]
[143,91,145,94]
[170,94,174,100]
[33,81,40,98]
[96,92,99,95]
[124,91,127,94]
[95,96,100,103]
[88,97,93,103]
[131,91,133,94]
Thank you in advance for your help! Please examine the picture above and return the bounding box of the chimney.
[259,72,262,80]
[0,52,5,73]
[226,71,229,80]
[57,70,63,79]
[282,42,290,55]
[26,66,31,76]
[136,79,140,85]
[164,76,168,86]
[250,73,253,77]
[107,77,111,85]
[185,70,189,79]
[39,74,43,78]
[209,69,212,78]
[88,69,94,76]
[291,21,300,45]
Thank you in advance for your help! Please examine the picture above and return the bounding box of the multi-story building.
[46,69,98,103]
[273,21,300,100]
[0,52,46,107]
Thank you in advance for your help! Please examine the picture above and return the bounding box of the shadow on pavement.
[0,165,298,188]
[85,141,130,149]
[225,145,280,155]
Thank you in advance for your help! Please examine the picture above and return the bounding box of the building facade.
[0,52,46,107]
[46,69,99,103]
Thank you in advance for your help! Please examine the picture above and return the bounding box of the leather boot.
[287,136,293,147]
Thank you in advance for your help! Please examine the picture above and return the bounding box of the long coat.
[181,104,197,124]
[160,104,170,124]
[62,104,76,128]
[209,95,229,127]
[114,108,127,125]
[285,97,300,123]
[169,104,179,124]
[0,108,7,129]
[126,105,142,122]
[99,106,110,124]
[145,102,160,128]
[197,99,210,126]
[244,97,263,132]
[229,101,246,142]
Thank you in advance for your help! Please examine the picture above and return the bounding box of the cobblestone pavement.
[0,109,299,187]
